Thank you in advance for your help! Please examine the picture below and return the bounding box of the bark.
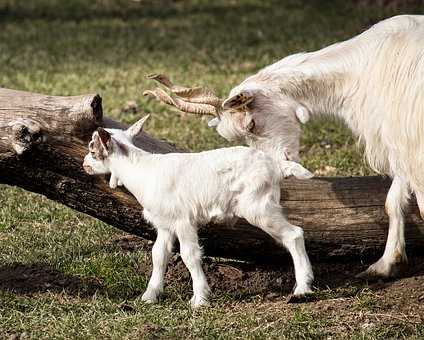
[0,87,423,263]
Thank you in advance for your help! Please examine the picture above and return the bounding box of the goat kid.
[83,115,314,307]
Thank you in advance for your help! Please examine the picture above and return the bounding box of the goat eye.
[90,151,96,159]
[247,119,255,132]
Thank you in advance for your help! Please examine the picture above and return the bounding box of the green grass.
[1,0,424,338]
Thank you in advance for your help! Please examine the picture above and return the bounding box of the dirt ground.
[112,236,423,295]
[2,235,423,335]
[120,236,424,335]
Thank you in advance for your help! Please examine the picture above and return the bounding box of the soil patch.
[0,263,102,296]
[115,236,424,305]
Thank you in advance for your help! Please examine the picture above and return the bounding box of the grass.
[1,0,424,338]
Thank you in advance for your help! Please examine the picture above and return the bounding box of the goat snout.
[82,163,94,174]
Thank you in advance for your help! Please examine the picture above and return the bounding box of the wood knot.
[90,95,103,122]
[7,118,44,155]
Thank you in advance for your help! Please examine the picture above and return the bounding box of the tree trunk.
[0,88,423,263]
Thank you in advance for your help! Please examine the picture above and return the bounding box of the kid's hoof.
[356,258,408,281]
[286,292,315,304]
[190,295,210,308]
[287,284,314,303]
[141,290,159,304]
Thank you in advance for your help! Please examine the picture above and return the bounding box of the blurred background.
[1,0,422,174]
[1,1,423,339]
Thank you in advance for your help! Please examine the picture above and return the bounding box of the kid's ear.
[282,161,314,179]
[126,114,150,139]
[97,128,111,149]
[295,105,310,124]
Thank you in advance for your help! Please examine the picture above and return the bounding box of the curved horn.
[147,74,222,106]
[147,74,174,89]
[144,74,222,116]
[143,88,218,116]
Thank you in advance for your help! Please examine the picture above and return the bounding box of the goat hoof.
[286,292,315,304]
[356,259,408,280]
[293,285,313,296]
[190,295,210,308]
[141,290,159,304]
[287,285,314,303]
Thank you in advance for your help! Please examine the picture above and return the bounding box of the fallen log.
[0,88,423,263]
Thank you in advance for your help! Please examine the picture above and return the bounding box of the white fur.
[216,15,424,277]
[83,117,314,307]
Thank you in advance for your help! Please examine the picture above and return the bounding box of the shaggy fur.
[215,15,424,278]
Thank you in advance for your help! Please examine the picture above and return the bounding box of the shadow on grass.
[1,0,421,23]
[0,1,264,22]
[0,262,103,297]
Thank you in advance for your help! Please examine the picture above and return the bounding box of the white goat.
[212,15,424,279]
[82,115,314,307]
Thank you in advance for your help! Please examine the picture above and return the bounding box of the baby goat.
[83,115,314,307]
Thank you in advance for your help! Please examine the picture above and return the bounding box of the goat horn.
[146,74,197,97]
[145,74,223,116]
[147,74,174,89]
[146,73,200,96]
[147,73,222,105]
[143,88,218,116]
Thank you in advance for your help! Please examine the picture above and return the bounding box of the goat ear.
[222,90,255,110]
[282,161,314,179]
[97,128,111,149]
[295,106,310,124]
[243,114,256,133]
[126,114,150,138]
[208,117,220,128]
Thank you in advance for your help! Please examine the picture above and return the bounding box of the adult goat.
[145,15,424,279]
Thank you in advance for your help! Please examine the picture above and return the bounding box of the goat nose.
[83,164,93,174]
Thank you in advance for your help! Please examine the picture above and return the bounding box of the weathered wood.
[0,87,423,263]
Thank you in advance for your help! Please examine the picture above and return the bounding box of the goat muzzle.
[83,163,94,175]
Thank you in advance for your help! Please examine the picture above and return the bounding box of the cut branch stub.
[0,88,103,155]
[0,88,102,138]
[7,118,44,155]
